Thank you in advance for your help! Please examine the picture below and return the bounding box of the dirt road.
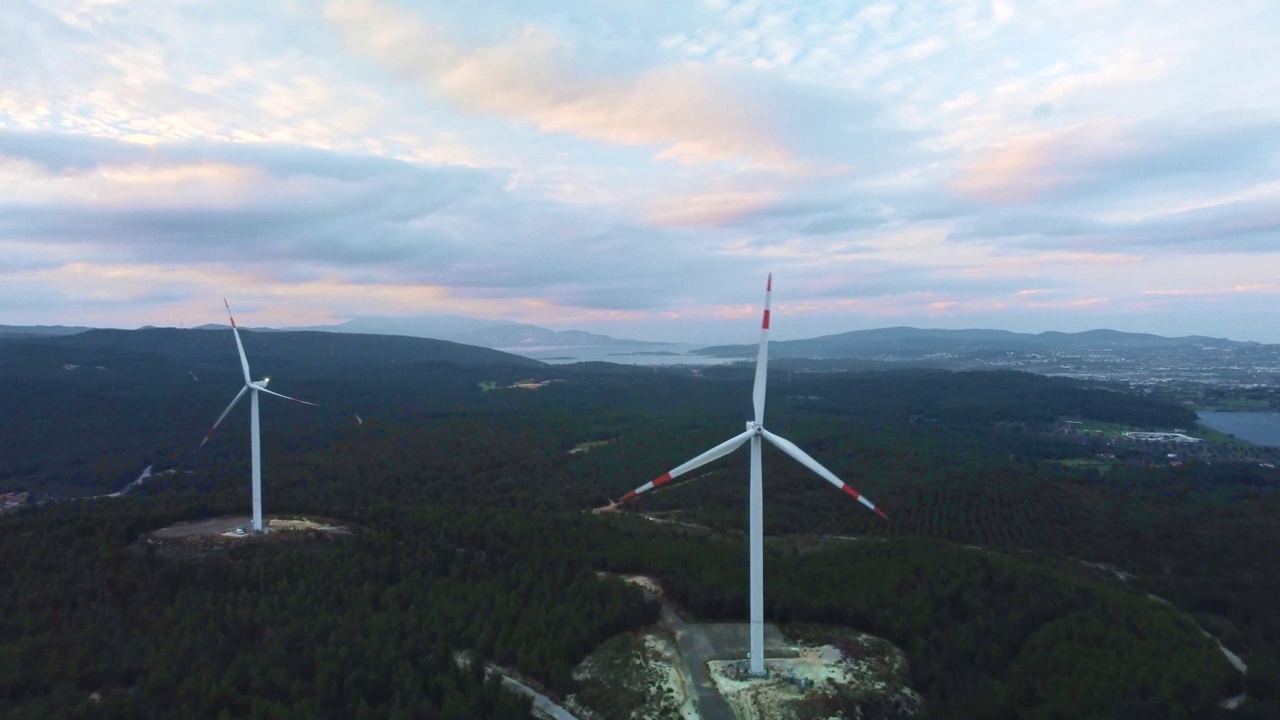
[662,603,795,720]
[498,675,580,720]
[669,617,737,720]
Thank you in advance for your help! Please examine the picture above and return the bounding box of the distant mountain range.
[7,321,1270,362]
[0,324,94,338]
[190,314,669,350]
[297,316,671,349]
[694,327,1268,359]
[4,315,667,351]
[72,327,544,368]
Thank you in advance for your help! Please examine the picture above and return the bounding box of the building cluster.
[1121,431,1203,444]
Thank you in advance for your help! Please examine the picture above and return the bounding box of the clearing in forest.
[569,438,618,455]
[708,627,924,720]
[572,575,924,720]
[147,515,352,545]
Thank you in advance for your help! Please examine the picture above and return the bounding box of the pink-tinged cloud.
[1144,284,1280,298]
[1143,289,1217,298]
[1234,283,1280,293]
[1022,297,1108,309]
[954,251,1142,281]
[950,124,1110,202]
[325,0,815,172]
[9,259,674,329]
[645,189,780,227]
[12,161,268,209]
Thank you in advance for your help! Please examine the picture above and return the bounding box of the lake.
[1197,411,1280,448]
[501,343,735,366]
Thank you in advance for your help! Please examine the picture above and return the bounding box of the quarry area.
[569,575,923,720]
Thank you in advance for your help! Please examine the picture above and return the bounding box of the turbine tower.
[614,275,887,677]
[200,300,316,533]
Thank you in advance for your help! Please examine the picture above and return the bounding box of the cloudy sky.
[2,0,1279,343]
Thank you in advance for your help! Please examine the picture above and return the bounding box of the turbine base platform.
[725,659,772,679]
[145,515,354,546]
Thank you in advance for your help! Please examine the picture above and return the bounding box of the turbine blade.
[256,386,318,406]
[224,299,252,384]
[761,428,887,519]
[618,429,754,503]
[200,385,249,447]
[752,273,771,425]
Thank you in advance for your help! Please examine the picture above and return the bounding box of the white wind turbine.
[200,299,316,533]
[613,275,887,677]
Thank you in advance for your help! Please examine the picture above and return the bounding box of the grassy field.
[1053,458,1117,474]
[569,439,618,455]
[1194,398,1273,411]
[1060,419,1131,437]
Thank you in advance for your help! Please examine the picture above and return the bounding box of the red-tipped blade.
[223,298,252,384]
[752,273,772,424]
[256,386,318,406]
[617,429,753,504]
[762,428,886,520]
[618,472,675,504]
[200,385,249,448]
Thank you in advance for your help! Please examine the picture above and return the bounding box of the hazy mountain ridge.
[284,315,671,350]
[0,324,94,338]
[3,315,669,349]
[5,321,1265,359]
[8,327,545,371]
[694,326,1267,359]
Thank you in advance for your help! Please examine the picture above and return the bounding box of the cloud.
[4,1,1280,342]
[0,129,151,172]
[644,189,781,227]
[0,131,760,313]
[952,119,1280,203]
[736,199,893,236]
[324,0,900,174]
[953,195,1280,254]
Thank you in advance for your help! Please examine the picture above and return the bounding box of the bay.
[1197,411,1280,448]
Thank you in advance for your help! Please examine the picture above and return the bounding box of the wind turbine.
[200,299,316,533]
[613,275,887,677]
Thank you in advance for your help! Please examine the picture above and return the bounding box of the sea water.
[1197,412,1280,448]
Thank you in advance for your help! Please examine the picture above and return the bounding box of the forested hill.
[0,332,1197,497]
[3,338,1280,717]
[0,328,542,496]
[16,327,545,371]
[0,324,91,338]
[694,326,1257,359]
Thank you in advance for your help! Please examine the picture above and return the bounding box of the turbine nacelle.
[746,420,764,434]
[252,378,271,389]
